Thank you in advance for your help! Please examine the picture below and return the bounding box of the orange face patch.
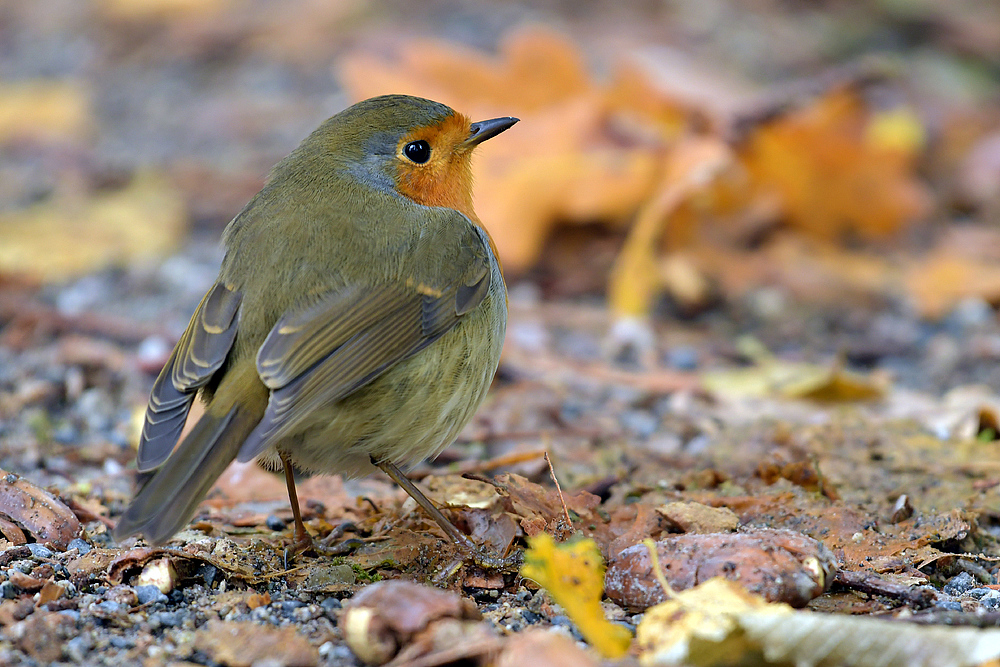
[394,112,481,223]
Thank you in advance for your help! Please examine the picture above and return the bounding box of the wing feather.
[137,282,242,472]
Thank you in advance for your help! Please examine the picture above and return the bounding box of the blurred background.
[2,0,1000,472]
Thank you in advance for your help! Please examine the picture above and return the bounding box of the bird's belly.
[269,282,506,478]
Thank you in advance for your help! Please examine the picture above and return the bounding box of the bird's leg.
[372,456,521,571]
[281,452,314,555]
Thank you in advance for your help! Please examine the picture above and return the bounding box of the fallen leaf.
[0,80,91,144]
[739,87,930,242]
[637,577,1000,667]
[0,171,187,282]
[0,469,81,549]
[636,577,777,666]
[520,533,632,659]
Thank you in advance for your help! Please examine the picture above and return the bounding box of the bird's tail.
[114,363,268,545]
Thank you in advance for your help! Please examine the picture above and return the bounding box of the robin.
[114,95,518,564]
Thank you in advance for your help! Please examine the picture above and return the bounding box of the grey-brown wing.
[137,282,242,472]
[236,223,491,462]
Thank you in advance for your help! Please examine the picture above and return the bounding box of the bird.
[113,94,518,563]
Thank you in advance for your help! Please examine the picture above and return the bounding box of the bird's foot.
[282,521,363,567]
[463,543,523,572]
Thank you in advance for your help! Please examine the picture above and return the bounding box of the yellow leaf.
[0,171,188,282]
[608,137,732,317]
[0,80,91,144]
[866,106,926,154]
[520,533,632,659]
[636,577,784,666]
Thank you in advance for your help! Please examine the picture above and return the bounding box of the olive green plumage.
[115,95,515,545]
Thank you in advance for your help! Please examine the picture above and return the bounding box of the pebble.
[619,409,658,438]
[26,543,53,559]
[10,560,34,574]
[982,596,1000,611]
[967,587,992,600]
[67,538,92,555]
[265,515,286,531]
[292,606,314,622]
[942,572,976,596]
[64,635,93,662]
[550,614,585,642]
[665,345,699,370]
[933,599,964,612]
[95,600,127,615]
[149,611,182,628]
[135,585,169,605]
[0,581,17,599]
[320,597,342,612]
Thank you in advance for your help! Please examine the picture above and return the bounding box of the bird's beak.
[463,116,519,148]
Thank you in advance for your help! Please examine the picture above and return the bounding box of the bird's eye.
[403,140,431,164]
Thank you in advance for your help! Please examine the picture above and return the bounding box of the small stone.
[934,599,964,612]
[265,515,286,531]
[25,544,53,560]
[943,572,976,596]
[320,597,342,612]
[150,610,181,627]
[95,600,126,615]
[64,635,93,662]
[67,539,91,555]
[665,345,699,370]
[0,581,17,599]
[981,596,1000,610]
[135,585,169,605]
[278,599,305,612]
[10,560,35,574]
[967,588,992,600]
[619,410,658,438]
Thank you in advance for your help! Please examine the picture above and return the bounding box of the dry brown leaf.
[0,469,81,549]
[656,502,739,534]
[497,628,600,667]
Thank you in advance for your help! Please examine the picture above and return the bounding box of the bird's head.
[293,95,517,222]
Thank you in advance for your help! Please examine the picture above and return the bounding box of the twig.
[544,451,573,530]
[834,570,938,609]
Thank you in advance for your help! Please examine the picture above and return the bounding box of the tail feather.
[114,367,268,545]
